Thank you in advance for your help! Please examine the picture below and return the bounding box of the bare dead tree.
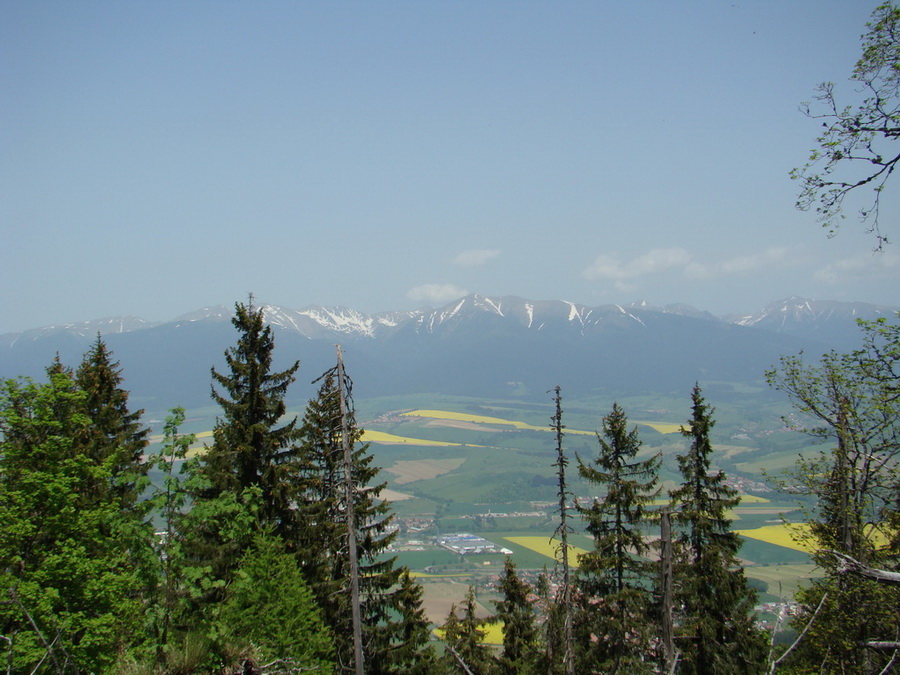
[659,508,677,673]
[336,345,364,675]
[443,644,475,675]
[767,592,829,674]
[550,386,575,675]
[829,550,900,585]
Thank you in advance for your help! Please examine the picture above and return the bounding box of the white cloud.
[582,248,691,281]
[584,246,791,283]
[686,247,790,278]
[814,251,900,283]
[451,249,501,266]
[407,283,469,305]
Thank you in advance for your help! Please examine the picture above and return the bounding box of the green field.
[155,388,819,614]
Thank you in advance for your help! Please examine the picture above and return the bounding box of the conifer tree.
[204,300,301,525]
[295,364,405,673]
[217,532,336,671]
[381,570,440,674]
[182,300,302,593]
[669,385,766,674]
[575,403,660,674]
[441,586,492,675]
[493,558,539,675]
[75,334,150,510]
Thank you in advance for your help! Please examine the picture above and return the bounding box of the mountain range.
[1,295,896,413]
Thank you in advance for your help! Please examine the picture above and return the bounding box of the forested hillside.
[1,300,897,674]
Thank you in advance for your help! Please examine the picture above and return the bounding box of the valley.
[146,387,824,635]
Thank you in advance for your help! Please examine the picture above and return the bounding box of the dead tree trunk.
[551,386,576,675]
[660,508,676,673]
[336,345,365,675]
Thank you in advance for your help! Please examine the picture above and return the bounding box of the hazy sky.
[3,1,899,334]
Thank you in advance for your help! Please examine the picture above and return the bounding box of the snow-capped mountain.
[1,294,894,412]
[729,296,896,346]
[0,316,159,348]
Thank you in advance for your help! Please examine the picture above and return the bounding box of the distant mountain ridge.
[1,295,896,412]
[4,294,893,344]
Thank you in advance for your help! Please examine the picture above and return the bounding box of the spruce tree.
[575,402,660,674]
[295,365,405,674]
[172,298,313,664]
[441,586,492,675]
[494,558,539,675]
[217,532,336,671]
[75,334,150,510]
[381,570,439,674]
[669,385,765,674]
[205,300,301,523]
[180,300,302,601]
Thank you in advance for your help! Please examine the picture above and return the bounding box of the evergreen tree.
[493,558,540,675]
[441,587,492,675]
[75,334,150,510]
[295,365,405,673]
[535,568,567,675]
[381,570,439,674]
[217,532,336,671]
[205,300,301,526]
[669,385,766,675]
[575,403,660,674]
[181,300,302,595]
[0,370,149,671]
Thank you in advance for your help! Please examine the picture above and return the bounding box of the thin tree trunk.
[336,345,364,675]
[551,386,575,675]
[660,508,676,673]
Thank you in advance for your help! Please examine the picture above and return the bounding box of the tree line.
[1,301,898,674]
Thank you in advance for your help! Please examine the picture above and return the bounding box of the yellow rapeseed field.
[505,536,591,567]
[734,523,816,552]
[359,429,466,447]
[403,409,681,435]
[403,409,549,431]
[434,622,504,645]
[737,522,890,553]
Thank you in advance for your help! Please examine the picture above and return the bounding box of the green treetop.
[575,402,661,674]
[494,557,540,675]
[75,334,150,510]
[295,365,408,674]
[0,369,149,672]
[669,385,765,675]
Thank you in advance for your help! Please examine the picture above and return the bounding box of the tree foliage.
[767,317,900,673]
[295,365,412,674]
[493,558,540,675]
[217,532,335,671]
[75,335,150,511]
[765,320,899,565]
[0,369,151,672]
[440,586,492,675]
[181,300,302,601]
[792,2,900,247]
[669,385,766,675]
[575,403,661,674]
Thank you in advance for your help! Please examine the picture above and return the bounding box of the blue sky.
[2,1,898,334]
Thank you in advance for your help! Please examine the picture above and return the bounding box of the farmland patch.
[385,457,467,484]
[361,429,474,447]
[735,524,814,553]
[504,536,591,567]
[404,409,682,435]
